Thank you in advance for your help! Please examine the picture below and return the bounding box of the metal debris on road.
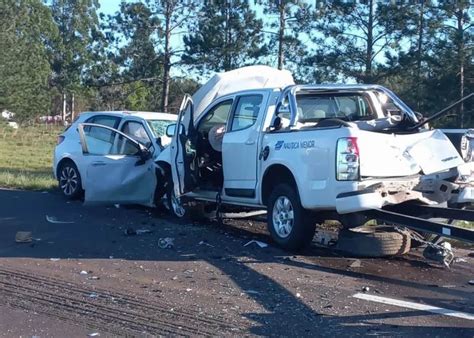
[50,258,60,261]
[15,231,32,243]
[469,280,474,285]
[244,240,268,248]
[88,333,100,337]
[362,286,370,292]
[80,270,88,275]
[296,292,301,298]
[199,240,214,247]
[89,293,99,299]
[158,237,175,249]
[124,228,153,236]
[46,215,74,224]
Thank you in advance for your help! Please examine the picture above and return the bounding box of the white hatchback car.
[53,111,177,200]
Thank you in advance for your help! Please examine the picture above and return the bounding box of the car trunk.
[357,129,464,178]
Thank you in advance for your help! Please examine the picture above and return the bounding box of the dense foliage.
[0,0,472,126]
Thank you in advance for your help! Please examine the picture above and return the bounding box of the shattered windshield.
[147,119,175,137]
[295,93,376,123]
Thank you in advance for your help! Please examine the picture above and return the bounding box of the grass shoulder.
[0,122,62,191]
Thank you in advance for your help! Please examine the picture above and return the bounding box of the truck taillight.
[336,137,360,181]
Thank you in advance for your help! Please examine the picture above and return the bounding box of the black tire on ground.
[336,225,411,257]
[58,160,83,200]
[267,183,315,251]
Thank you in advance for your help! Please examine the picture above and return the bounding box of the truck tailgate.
[358,129,464,177]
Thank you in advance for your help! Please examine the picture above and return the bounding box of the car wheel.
[58,161,83,199]
[166,182,186,218]
[267,183,315,251]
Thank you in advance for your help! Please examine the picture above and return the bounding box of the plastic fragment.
[158,237,174,249]
[15,231,32,243]
[244,240,268,248]
[46,215,74,224]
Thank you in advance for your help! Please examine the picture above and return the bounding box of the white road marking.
[353,293,474,321]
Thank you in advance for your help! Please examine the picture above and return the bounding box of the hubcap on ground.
[272,196,294,238]
[171,190,186,218]
[60,166,78,196]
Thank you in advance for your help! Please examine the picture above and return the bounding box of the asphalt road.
[0,188,473,336]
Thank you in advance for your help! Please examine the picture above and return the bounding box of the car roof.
[79,111,177,121]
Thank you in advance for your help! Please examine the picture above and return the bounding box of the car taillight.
[336,137,360,181]
[57,135,65,145]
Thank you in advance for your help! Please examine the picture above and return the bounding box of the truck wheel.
[336,225,411,257]
[267,184,315,251]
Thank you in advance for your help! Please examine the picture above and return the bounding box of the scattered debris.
[158,237,175,249]
[89,293,99,299]
[88,333,100,337]
[124,228,153,236]
[136,229,152,235]
[245,290,260,295]
[454,257,467,263]
[362,286,370,292]
[46,215,74,224]
[80,270,88,275]
[468,280,474,285]
[7,121,18,129]
[199,240,214,247]
[87,276,100,280]
[15,231,32,243]
[296,292,301,298]
[186,288,192,292]
[109,256,114,259]
[114,204,120,209]
[314,230,338,247]
[244,240,268,248]
[349,259,362,268]
[50,258,60,262]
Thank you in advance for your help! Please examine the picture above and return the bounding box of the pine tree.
[182,0,265,74]
[311,0,410,83]
[0,0,57,122]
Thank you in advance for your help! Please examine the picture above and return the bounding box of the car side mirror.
[166,123,176,137]
[135,144,152,166]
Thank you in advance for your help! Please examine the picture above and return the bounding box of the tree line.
[0,0,472,127]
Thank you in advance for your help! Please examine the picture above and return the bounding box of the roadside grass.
[0,121,62,191]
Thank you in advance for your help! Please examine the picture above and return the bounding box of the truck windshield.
[296,93,376,123]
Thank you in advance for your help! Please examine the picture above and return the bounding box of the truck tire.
[336,225,411,257]
[267,183,315,251]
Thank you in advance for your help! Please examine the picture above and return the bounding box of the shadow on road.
[0,189,472,336]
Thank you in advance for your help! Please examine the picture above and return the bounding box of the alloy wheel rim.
[171,190,186,218]
[60,166,78,196]
[272,196,294,238]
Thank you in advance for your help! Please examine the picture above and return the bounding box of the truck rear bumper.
[335,177,474,214]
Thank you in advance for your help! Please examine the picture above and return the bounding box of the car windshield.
[147,119,175,137]
[296,93,376,123]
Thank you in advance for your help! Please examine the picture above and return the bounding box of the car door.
[222,93,267,199]
[78,123,157,206]
[171,95,199,196]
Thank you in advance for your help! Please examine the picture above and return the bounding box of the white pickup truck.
[156,66,474,250]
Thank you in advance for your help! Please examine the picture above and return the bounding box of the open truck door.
[78,123,157,206]
[170,94,199,197]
